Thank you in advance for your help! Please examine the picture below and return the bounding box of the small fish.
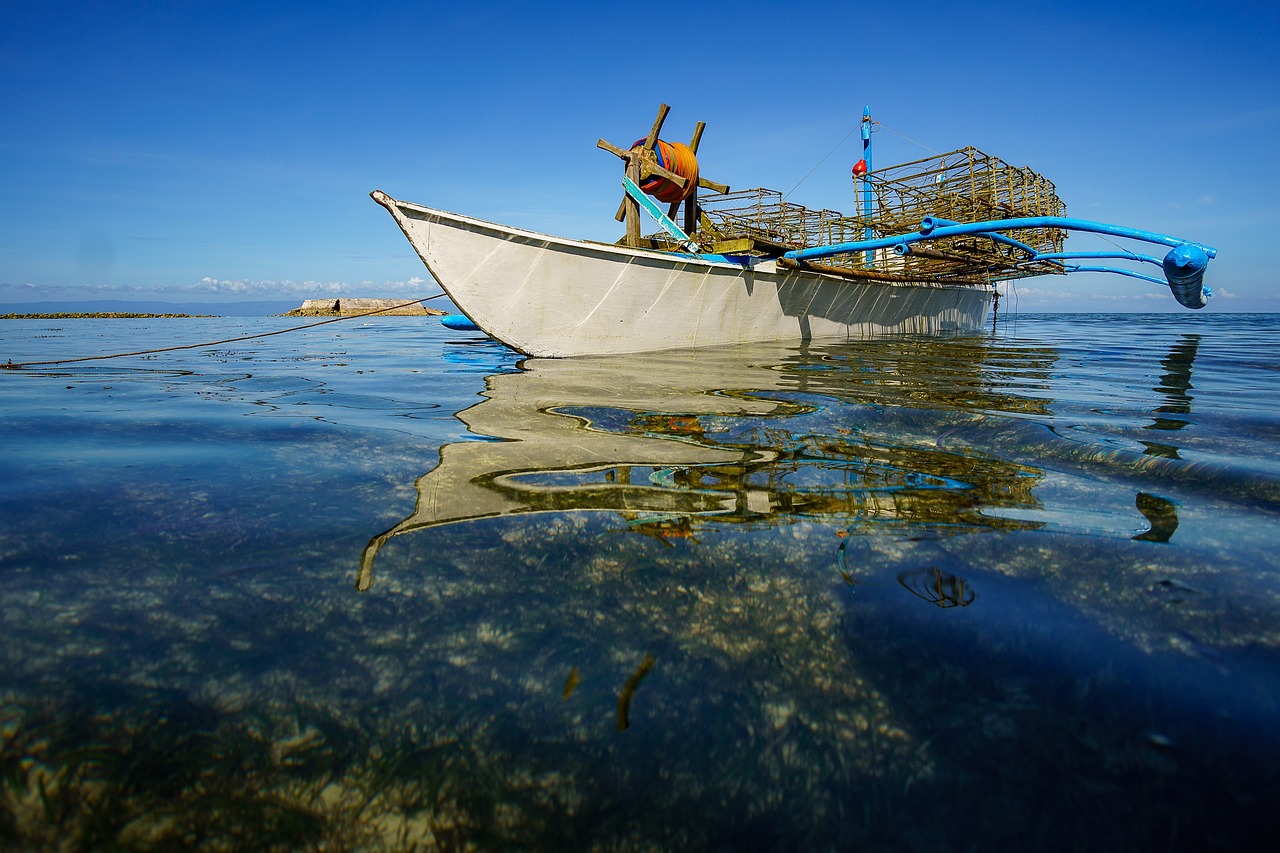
[616,654,656,731]
[936,427,960,449]
[562,666,581,700]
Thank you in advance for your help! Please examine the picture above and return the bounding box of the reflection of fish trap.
[897,567,976,608]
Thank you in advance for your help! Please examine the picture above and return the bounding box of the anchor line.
[2,294,449,370]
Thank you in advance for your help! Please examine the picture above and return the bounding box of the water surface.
[2,313,1278,850]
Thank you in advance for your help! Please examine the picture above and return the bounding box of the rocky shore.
[282,298,446,317]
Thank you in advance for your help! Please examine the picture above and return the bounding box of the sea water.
[1,313,1277,850]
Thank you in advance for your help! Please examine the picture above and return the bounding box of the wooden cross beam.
[597,104,730,248]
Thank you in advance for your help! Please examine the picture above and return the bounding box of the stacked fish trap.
[685,147,1069,284]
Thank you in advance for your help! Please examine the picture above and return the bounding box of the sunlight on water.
[1,313,1278,849]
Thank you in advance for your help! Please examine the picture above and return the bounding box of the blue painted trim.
[623,175,698,251]
[696,254,748,264]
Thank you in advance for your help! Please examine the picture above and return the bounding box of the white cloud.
[189,276,435,297]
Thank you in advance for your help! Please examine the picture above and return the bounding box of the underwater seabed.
[0,315,1278,850]
[3,512,1277,850]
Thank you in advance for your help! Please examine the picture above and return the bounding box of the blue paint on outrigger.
[783,215,1217,309]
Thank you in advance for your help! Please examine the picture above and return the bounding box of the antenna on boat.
[598,104,729,248]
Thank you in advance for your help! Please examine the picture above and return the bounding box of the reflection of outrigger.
[622,513,702,547]
[374,104,1216,357]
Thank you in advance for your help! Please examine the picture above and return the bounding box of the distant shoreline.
[3,297,450,320]
[2,312,216,319]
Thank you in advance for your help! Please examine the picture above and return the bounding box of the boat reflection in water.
[340,326,1280,849]
[358,335,1062,591]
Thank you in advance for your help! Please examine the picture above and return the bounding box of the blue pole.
[1031,251,1164,268]
[861,106,873,268]
[923,216,1038,257]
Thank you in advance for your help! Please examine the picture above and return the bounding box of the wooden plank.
[689,121,705,153]
[705,236,794,257]
[707,238,755,254]
[705,238,757,254]
[597,138,629,159]
[698,177,730,194]
[644,104,670,149]
[625,158,642,247]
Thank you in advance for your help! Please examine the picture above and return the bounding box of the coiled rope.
[2,293,448,370]
[635,139,699,204]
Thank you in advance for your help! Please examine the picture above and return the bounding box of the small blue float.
[440,314,481,331]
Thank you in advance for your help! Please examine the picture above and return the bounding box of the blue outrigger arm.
[783,215,1218,309]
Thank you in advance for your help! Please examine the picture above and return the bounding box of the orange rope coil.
[633,138,699,204]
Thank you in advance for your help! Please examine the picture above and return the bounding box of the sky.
[1,0,1277,311]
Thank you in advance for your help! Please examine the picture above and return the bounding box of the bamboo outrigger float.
[373,105,1216,357]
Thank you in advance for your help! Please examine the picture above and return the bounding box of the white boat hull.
[373,191,992,357]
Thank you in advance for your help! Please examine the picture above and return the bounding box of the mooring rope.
[2,293,449,370]
[636,139,699,204]
[874,121,940,156]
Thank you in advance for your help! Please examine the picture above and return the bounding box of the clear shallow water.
[1,313,1278,850]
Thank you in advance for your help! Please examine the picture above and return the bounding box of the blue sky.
[2,0,1276,311]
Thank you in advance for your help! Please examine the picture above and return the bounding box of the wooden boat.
[373,105,1216,358]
